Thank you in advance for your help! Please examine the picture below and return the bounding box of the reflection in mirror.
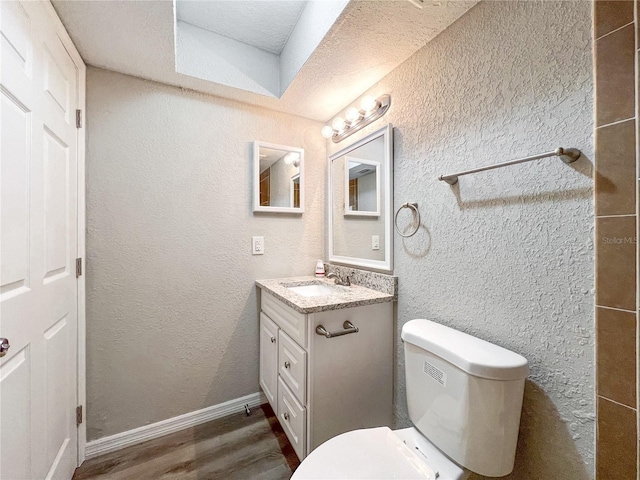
[345,157,380,216]
[253,142,304,213]
[329,124,393,272]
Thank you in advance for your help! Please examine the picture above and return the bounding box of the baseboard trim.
[85,391,267,459]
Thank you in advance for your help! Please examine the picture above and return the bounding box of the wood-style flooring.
[73,404,300,480]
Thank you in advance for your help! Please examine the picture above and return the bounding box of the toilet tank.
[401,319,529,478]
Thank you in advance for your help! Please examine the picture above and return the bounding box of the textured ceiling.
[176,0,307,54]
[51,0,478,121]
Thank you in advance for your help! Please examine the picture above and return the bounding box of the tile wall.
[594,1,638,477]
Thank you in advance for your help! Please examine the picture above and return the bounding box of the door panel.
[43,45,70,116]
[44,315,73,477]
[0,347,31,480]
[1,1,31,68]
[0,90,31,296]
[0,0,32,106]
[1,1,80,478]
[45,315,69,458]
[43,127,70,280]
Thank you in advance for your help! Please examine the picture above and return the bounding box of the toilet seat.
[290,427,438,480]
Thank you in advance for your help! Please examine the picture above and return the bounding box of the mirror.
[253,141,304,213]
[329,124,393,272]
[345,157,380,216]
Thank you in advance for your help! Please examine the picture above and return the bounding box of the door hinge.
[76,258,82,278]
[76,405,83,426]
[76,109,82,129]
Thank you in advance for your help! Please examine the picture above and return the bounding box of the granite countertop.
[255,276,396,314]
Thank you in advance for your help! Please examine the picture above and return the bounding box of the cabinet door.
[278,330,307,404]
[278,377,306,460]
[260,313,279,412]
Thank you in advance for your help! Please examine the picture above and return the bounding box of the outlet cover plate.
[252,236,264,255]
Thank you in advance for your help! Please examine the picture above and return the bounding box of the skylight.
[176,1,308,55]
[174,0,348,98]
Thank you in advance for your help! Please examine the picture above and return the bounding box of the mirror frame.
[328,123,393,272]
[253,141,305,214]
[344,155,381,217]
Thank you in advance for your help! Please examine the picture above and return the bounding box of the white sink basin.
[287,283,339,297]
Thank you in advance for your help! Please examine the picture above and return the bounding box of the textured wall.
[328,1,595,477]
[85,68,325,440]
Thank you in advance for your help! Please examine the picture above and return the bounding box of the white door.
[1,1,80,478]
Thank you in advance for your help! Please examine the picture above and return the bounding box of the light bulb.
[345,107,361,124]
[332,117,346,132]
[321,125,334,138]
[360,95,378,113]
[284,153,293,165]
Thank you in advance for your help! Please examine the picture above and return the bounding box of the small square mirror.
[344,156,380,216]
[253,141,304,214]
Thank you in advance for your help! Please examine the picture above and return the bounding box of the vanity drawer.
[278,377,306,460]
[261,291,307,348]
[278,330,307,404]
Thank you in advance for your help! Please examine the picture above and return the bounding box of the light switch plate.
[372,235,380,250]
[252,236,264,255]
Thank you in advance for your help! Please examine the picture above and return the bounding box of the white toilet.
[292,319,530,479]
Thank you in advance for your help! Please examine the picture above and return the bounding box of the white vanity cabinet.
[258,289,393,460]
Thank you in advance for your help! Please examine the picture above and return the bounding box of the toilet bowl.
[291,319,529,479]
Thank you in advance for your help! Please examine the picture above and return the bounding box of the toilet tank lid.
[401,319,530,381]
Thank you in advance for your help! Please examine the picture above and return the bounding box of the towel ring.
[394,202,420,238]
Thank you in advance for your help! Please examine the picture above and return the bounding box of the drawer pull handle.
[284,361,290,369]
[270,336,276,343]
[316,321,359,338]
[283,412,289,421]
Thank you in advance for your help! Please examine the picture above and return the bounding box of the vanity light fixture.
[332,117,347,133]
[345,107,361,124]
[284,152,301,167]
[321,125,334,138]
[360,95,379,113]
[321,94,391,143]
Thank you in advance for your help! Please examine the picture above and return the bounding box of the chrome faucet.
[326,272,351,286]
